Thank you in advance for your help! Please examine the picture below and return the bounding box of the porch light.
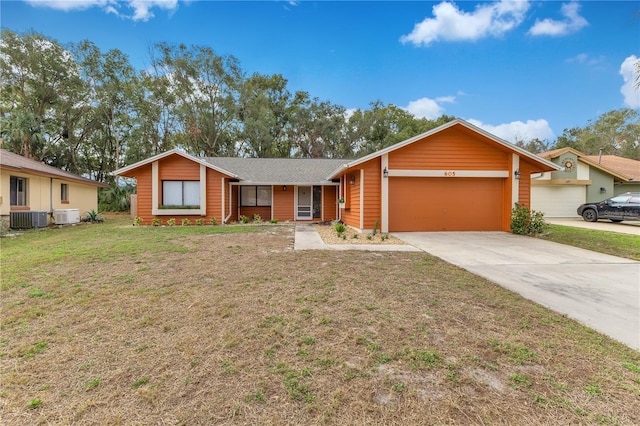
[282,185,287,191]
[349,174,355,185]
[383,167,388,178]
[514,169,520,179]
[600,187,606,193]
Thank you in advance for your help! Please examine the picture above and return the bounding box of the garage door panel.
[389,177,504,232]
[531,186,584,218]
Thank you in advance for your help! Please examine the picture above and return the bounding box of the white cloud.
[467,118,554,143]
[528,2,588,37]
[23,0,179,21]
[565,53,605,66]
[404,96,456,119]
[400,0,530,47]
[620,55,640,109]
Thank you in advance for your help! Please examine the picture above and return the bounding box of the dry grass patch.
[1,217,639,425]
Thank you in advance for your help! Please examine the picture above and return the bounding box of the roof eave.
[112,149,239,179]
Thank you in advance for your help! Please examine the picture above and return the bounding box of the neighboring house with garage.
[532,147,636,218]
[0,149,107,229]
[114,119,559,232]
[582,154,640,195]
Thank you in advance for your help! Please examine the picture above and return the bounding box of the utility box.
[54,209,80,225]
[10,211,49,229]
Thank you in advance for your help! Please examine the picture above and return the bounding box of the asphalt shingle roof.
[0,149,107,187]
[583,155,639,181]
[205,157,347,184]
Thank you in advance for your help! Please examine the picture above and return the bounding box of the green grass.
[537,224,640,261]
[2,215,639,425]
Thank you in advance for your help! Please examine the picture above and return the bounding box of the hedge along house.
[327,119,560,233]
[114,119,559,231]
[0,149,108,229]
[113,150,346,225]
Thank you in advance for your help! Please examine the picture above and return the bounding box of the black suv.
[577,192,640,222]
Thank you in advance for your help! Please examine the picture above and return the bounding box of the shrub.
[133,216,143,226]
[210,217,219,226]
[181,218,191,226]
[195,218,205,226]
[372,219,380,236]
[82,210,104,223]
[334,222,346,235]
[511,203,547,235]
[151,218,161,226]
[167,218,176,227]
[270,218,278,224]
[240,215,250,224]
[253,214,262,223]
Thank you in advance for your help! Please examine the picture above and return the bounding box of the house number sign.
[444,171,456,177]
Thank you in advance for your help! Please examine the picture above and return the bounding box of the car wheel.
[610,219,623,223]
[582,209,597,222]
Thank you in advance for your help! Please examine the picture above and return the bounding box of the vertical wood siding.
[341,172,361,229]
[273,185,295,221]
[239,206,271,221]
[322,186,337,221]
[134,165,153,223]
[389,126,510,170]
[360,158,381,230]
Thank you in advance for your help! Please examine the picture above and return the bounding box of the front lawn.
[1,217,639,425]
[539,224,640,261]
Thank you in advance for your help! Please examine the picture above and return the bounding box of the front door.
[297,186,312,219]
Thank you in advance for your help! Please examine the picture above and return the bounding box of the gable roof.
[538,147,631,181]
[206,157,346,185]
[326,119,560,179]
[0,149,108,187]
[583,155,639,181]
[113,148,347,184]
[112,149,239,178]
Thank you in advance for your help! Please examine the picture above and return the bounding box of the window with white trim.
[240,186,271,207]
[61,183,69,202]
[10,176,28,206]
[162,181,200,207]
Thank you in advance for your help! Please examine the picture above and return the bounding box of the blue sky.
[2,0,639,143]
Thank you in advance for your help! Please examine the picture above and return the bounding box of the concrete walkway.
[394,232,640,351]
[294,224,419,252]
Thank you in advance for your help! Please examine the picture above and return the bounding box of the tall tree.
[237,73,294,157]
[152,43,243,157]
[0,30,82,162]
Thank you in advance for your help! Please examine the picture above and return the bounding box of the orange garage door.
[389,177,504,232]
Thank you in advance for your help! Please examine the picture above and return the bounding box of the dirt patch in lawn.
[1,220,639,425]
[315,224,406,245]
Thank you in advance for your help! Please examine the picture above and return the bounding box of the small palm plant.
[82,210,104,223]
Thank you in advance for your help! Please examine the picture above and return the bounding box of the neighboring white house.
[532,148,633,218]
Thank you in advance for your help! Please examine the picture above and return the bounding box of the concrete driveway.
[393,232,640,350]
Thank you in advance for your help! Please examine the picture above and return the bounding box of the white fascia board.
[112,148,239,179]
[325,119,561,179]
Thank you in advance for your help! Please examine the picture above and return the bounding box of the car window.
[629,196,640,204]
[609,195,631,204]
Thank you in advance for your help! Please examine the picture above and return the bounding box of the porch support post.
[512,154,520,207]
[359,169,364,230]
[221,178,225,221]
[200,164,207,216]
[151,161,158,214]
[381,154,389,233]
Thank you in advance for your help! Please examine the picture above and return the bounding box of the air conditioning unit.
[54,209,80,225]
[10,211,49,229]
